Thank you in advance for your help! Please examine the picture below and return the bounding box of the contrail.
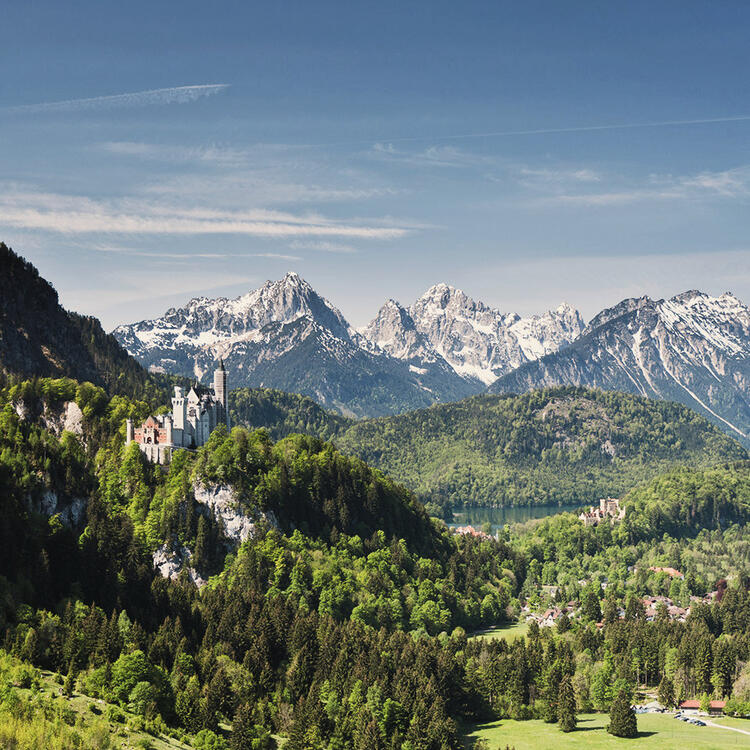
[411,114,750,142]
[314,113,750,148]
[3,84,230,114]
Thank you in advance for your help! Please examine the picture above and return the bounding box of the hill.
[228,386,354,441]
[0,242,169,402]
[490,290,750,446]
[333,387,748,508]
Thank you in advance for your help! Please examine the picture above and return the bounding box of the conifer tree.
[657,675,675,709]
[557,675,577,732]
[607,688,637,738]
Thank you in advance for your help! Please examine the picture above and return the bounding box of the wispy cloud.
[3,84,229,114]
[0,186,410,239]
[91,245,301,261]
[370,142,496,169]
[537,165,750,207]
[289,240,356,253]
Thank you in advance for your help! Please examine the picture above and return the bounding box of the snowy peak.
[376,284,584,385]
[362,299,436,363]
[114,273,352,356]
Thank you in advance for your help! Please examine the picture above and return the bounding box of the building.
[126,360,229,464]
[678,699,726,716]
[579,497,626,526]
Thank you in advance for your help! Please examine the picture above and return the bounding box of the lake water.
[448,504,581,533]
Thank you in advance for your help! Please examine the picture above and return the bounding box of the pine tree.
[658,675,675,709]
[607,688,637,738]
[557,675,577,732]
[63,662,75,698]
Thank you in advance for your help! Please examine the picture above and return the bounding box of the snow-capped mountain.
[113,273,478,418]
[362,283,584,385]
[490,290,750,443]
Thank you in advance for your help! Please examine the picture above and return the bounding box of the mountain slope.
[362,283,584,385]
[0,243,164,400]
[489,290,750,445]
[334,387,747,507]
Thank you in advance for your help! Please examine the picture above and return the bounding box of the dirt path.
[703,719,750,736]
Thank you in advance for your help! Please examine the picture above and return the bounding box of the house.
[678,699,726,716]
[648,566,684,579]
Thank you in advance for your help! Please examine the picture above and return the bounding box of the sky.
[1,1,750,330]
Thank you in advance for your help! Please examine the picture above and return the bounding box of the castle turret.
[126,418,134,444]
[172,386,186,431]
[213,359,228,426]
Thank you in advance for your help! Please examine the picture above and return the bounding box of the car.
[694,720,706,726]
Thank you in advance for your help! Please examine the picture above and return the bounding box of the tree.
[608,688,637,738]
[557,675,577,732]
[63,662,75,698]
[658,676,675,709]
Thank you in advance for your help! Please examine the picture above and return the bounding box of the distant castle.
[579,497,625,526]
[126,361,229,464]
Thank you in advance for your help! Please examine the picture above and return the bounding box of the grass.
[14,669,195,750]
[711,716,750,732]
[461,712,750,749]
[468,621,529,643]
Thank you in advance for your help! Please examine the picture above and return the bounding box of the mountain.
[334,387,747,508]
[115,274,583,417]
[0,243,163,400]
[489,290,750,445]
[113,273,482,417]
[362,283,584,385]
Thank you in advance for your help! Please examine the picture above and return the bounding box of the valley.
[0,243,749,749]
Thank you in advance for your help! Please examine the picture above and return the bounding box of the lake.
[448,504,581,532]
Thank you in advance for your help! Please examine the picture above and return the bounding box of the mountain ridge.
[490,289,750,444]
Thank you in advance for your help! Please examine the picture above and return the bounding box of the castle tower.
[126,418,134,444]
[213,359,228,425]
[172,386,186,431]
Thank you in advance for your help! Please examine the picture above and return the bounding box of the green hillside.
[333,387,748,508]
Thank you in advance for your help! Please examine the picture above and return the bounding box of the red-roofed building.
[678,699,726,716]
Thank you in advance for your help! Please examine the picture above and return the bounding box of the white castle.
[126,361,229,463]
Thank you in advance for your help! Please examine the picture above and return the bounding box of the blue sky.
[2,1,749,329]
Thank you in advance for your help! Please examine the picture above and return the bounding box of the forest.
[0,377,749,749]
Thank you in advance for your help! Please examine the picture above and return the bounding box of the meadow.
[461,712,750,749]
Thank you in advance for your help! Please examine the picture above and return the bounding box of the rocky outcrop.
[152,544,206,587]
[193,482,278,545]
[40,401,84,437]
[30,491,87,527]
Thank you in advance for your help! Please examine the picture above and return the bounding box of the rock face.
[152,544,206,587]
[364,284,584,385]
[31,491,86,527]
[193,482,277,546]
[114,274,581,417]
[152,483,278,588]
[490,291,750,444]
[40,401,84,438]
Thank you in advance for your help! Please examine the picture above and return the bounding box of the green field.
[468,621,530,643]
[461,712,750,749]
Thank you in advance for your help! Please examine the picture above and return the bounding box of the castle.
[579,497,625,526]
[126,361,229,463]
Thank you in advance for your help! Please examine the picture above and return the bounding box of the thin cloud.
[289,240,356,253]
[3,84,229,114]
[538,166,750,207]
[0,188,409,239]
